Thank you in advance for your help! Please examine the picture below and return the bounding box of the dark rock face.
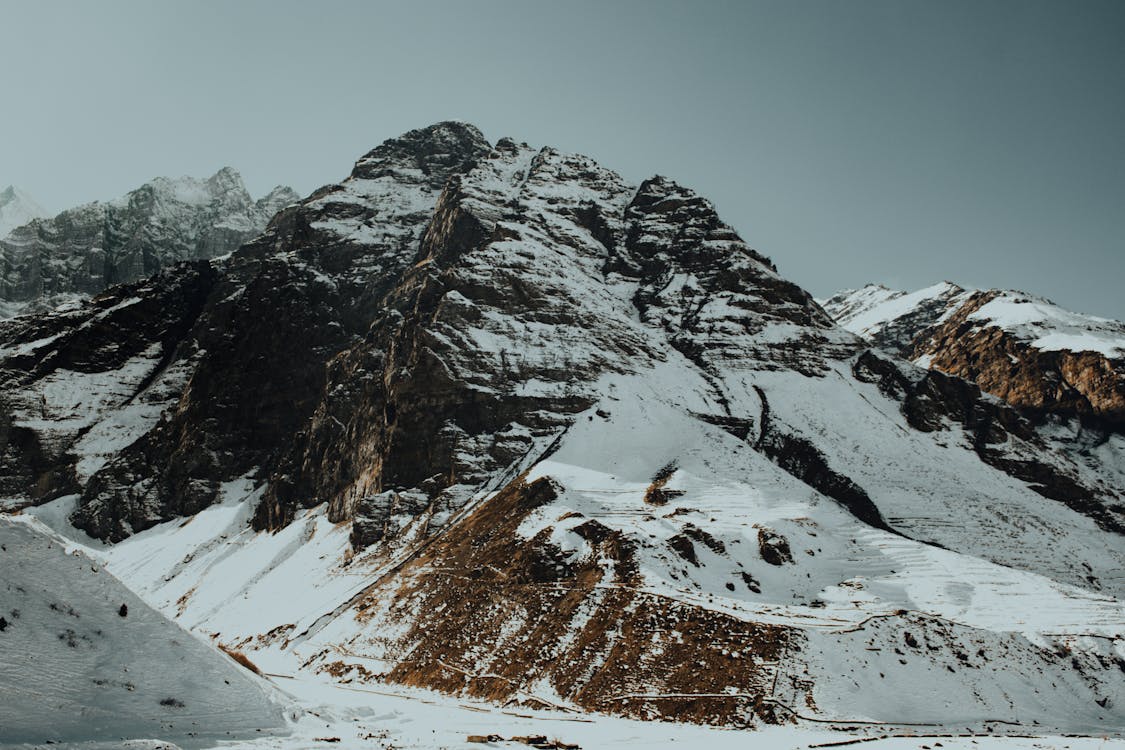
[757,528,793,566]
[621,176,854,382]
[78,123,494,540]
[0,168,296,311]
[0,263,219,512]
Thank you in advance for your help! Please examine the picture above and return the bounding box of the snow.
[0,515,285,747]
[820,282,973,343]
[203,674,1125,750]
[822,283,1125,360]
[8,343,161,433]
[3,132,1124,745]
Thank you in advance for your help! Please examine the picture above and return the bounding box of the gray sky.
[2,0,1123,318]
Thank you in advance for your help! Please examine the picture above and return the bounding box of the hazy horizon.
[2,0,1122,319]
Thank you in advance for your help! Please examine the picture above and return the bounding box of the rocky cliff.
[0,169,297,315]
[2,123,1123,731]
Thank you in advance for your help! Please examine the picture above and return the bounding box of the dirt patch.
[643,462,684,506]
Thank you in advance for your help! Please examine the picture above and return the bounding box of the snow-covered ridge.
[967,291,1125,359]
[817,281,974,353]
[821,282,1125,360]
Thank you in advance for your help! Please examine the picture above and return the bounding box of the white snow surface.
[0,515,285,747]
[818,282,973,344]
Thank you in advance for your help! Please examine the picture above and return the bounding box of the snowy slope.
[821,283,1125,361]
[0,515,285,746]
[3,123,1124,738]
[817,282,974,353]
[962,292,1125,359]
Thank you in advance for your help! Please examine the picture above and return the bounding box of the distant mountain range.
[0,169,296,317]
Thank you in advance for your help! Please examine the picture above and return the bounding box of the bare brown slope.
[308,476,795,727]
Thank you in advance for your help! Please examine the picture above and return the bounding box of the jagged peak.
[0,185,43,209]
[256,184,300,209]
[205,165,248,193]
[351,121,492,186]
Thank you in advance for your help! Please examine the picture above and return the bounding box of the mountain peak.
[351,121,492,186]
[1,127,1123,738]
[0,185,47,237]
[823,281,1125,425]
[205,165,248,192]
[0,169,298,308]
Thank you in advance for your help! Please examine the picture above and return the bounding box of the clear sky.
[2,0,1122,318]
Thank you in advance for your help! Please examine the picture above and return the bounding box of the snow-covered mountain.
[0,185,48,237]
[818,282,974,353]
[821,283,1125,428]
[1,123,1123,743]
[0,169,297,317]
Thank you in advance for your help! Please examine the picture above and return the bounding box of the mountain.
[817,281,973,353]
[1,123,1123,737]
[0,185,48,237]
[821,283,1125,429]
[0,169,298,317]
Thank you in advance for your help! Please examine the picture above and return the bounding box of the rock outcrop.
[912,290,1125,429]
[823,284,1125,430]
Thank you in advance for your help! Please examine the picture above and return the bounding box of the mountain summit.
[0,185,47,237]
[1,123,1122,734]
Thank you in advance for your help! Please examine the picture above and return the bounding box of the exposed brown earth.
[325,476,795,727]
